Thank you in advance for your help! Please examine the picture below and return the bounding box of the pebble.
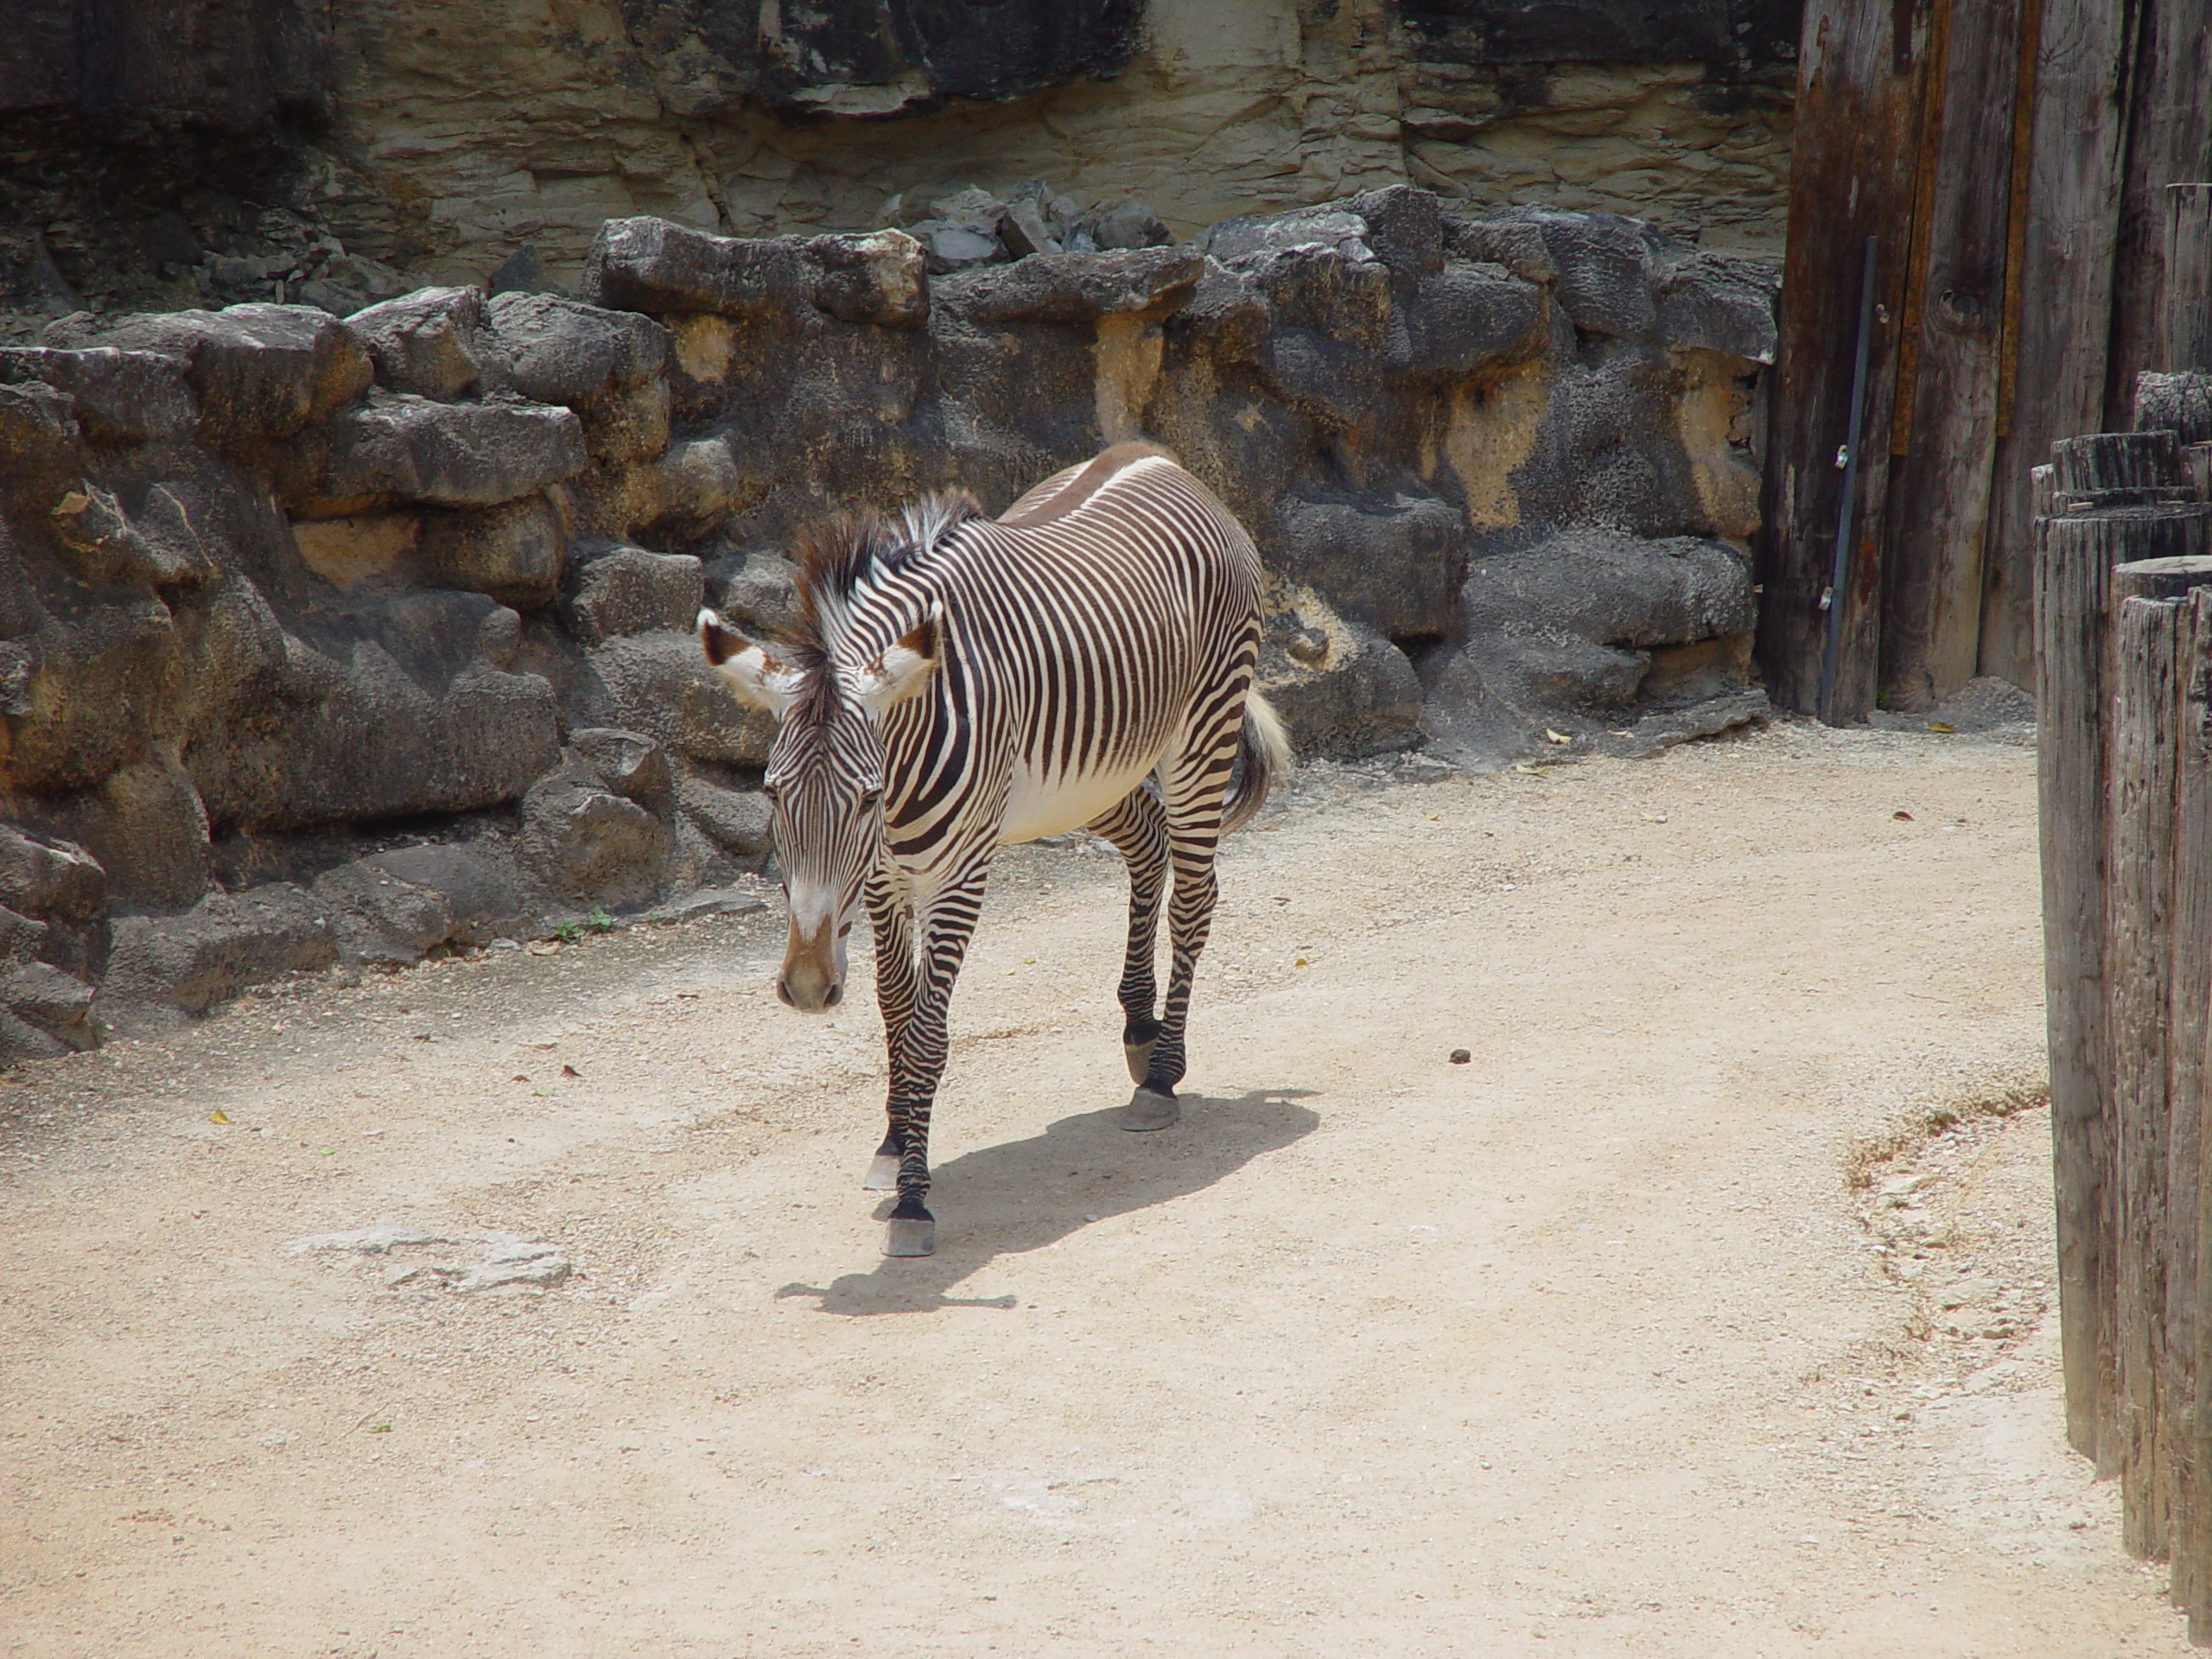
[1449,1048,1471,1065]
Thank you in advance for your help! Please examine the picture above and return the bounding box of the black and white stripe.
[701,443,1288,1255]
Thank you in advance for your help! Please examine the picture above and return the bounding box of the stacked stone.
[0,185,1779,1056]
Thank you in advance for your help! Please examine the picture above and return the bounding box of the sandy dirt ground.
[0,719,2191,1657]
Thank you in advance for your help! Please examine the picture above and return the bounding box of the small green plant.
[551,918,582,943]
[586,906,614,934]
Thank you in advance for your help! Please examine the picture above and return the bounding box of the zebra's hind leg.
[1123,714,1243,1130]
[1087,786,1170,1090]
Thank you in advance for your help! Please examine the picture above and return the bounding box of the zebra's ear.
[699,608,807,714]
[849,608,942,712]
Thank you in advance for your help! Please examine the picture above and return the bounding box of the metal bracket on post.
[1818,235,1881,726]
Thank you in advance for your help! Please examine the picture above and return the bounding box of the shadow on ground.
[776,1087,1319,1314]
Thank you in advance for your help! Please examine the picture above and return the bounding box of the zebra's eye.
[856,787,882,813]
[760,780,782,805]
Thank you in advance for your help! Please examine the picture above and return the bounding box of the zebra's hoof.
[1123,1039,1156,1085]
[883,1217,937,1257]
[1121,1085,1179,1132]
[863,1154,900,1192]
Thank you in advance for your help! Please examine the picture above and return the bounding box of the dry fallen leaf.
[527,940,560,957]
[1543,728,1573,745]
[209,1109,230,1124]
[511,1074,530,1084]
[1926,721,1956,734]
[1893,810,1915,822]
[1512,762,1542,775]
[561,1064,583,1080]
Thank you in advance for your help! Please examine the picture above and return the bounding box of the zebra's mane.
[788,487,983,664]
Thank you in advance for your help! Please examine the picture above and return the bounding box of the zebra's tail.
[1221,690,1292,835]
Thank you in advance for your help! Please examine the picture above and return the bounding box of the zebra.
[697,442,1290,1257]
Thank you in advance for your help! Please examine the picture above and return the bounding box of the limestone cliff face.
[318,0,1792,287]
[0,2,1794,327]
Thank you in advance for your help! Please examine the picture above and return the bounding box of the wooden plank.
[2105,3,2212,425]
[2107,562,2212,1558]
[2171,183,2212,372]
[1878,0,2027,710]
[2037,502,2212,1467]
[1753,0,1927,719]
[1979,0,2143,687]
[2158,567,2212,1618]
[2184,584,2212,1640]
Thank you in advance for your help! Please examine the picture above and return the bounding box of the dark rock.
[0,905,48,963]
[582,219,807,317]
[314,856,458,963]
[1257,612,1425,760]
[582,628,775,767]
[1199,209,1373,267]
[0,824,106,927]
[561,545,704,645]
[1497,209,1663,340]
[1,593,175,795]
[281,391,587,516]
[1000,200,1061,259]
[804,231,929,327]
[0,1009,71,1065]
[1273,493,1467,637]
[16,753,213,911]
[919,225,1006,275]
[1086,199,1172,251]
[186,591,562,830]
[1344,185,1446,278]
[413,493,569,609]
[0,346,199,442]
[1460,527,1756,648]
[0,378,86,516]
[488,246,559,298]
[570,727,674,811]
[0,229,82,317]
[98,882,338,1031]
[1446,216,1558,284]
[1404,263,1547,376]
[48,304,372,451]
[1651,251,1779,363]
[3,960,96,1049]
[346,287,492,400]
[677,772,772,858]
[48,480,219,588]
[702,548,803,639]
[362,843,526,945]
[576,376,671,464]
[486,291,671,404]
[938,246,1205,324]
[517,763,674,909]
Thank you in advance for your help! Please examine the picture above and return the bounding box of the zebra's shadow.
[773,1087,1319,1315]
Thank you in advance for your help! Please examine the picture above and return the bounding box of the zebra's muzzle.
[776,910,849,1014]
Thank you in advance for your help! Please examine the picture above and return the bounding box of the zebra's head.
[697,602,942,1013]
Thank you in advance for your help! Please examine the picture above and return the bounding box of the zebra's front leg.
[1087,787,1170,1088]
[862,864,917,1193]
[880,868,989,1257]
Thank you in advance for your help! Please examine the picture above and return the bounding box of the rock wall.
[0,2,1795,340]
[0,188,1770,1059]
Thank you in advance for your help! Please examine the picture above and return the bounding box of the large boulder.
[1272,493,1467,638]
[0,346,199,442]
[97,882,339,1032]
[47,304,372,451]
[559,545,703,645]
[346,287,493,400]
[516,760,675,910]
[279,391,587,517]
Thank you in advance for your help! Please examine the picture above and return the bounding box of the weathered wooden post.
[2037,434,2207,1466]
[2106,554,2212,1558]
